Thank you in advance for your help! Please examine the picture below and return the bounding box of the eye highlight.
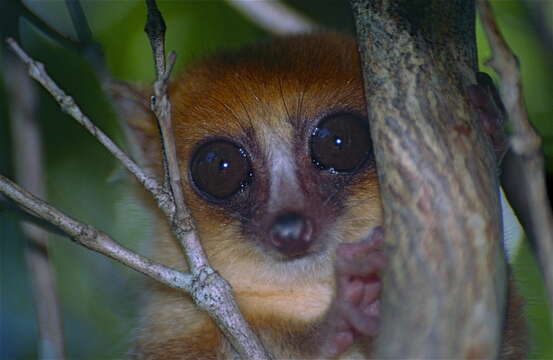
[190,140,252,200]
[310,113,373,173]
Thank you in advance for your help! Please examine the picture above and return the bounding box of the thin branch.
[144,0,167,77]
[4,55,65,360]
[477,0,553,315]
[143,1,270,358]
[3,32,195,291]
[224,0,315,35]
[1,197,68,238]
[144,0,204,273]
[5,31,268,358]
[4,38,175,217]
[0,174,192,292]
[5,3,269,356]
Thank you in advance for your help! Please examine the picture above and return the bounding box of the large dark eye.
[190,140,252,199]
[311,113,372,172]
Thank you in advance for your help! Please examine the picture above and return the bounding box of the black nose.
[269,212,313,257]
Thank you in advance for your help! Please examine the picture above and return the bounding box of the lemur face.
[170,33,382,269]
[134,32,525,360]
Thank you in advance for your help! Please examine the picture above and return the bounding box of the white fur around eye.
[264,130,301,206]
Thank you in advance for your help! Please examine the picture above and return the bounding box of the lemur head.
[141,32,382,279]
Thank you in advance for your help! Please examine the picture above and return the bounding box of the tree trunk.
[350,1,506,358]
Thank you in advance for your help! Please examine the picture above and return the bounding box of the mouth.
[264,239,331,267]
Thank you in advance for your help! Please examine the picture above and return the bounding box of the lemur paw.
[318,227,386,358]
[467,72,508,163]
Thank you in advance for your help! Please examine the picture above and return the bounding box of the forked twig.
[143,1,269,358]
[477,0,553,315]
[4,2,269,357]
[5,38,174,217]
[144,0,203,270]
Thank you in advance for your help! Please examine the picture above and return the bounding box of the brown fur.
[129,32,525,359]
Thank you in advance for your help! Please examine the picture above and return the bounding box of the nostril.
[270,212,313,257]
[272,213,305,239]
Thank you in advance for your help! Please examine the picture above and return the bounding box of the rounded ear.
[106,79,162,178]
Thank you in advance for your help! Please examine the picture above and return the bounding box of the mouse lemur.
[130,32,525,359]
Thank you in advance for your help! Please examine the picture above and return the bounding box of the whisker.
[208,95,242,128]
[278,76,291,122]
[231,74,256,131]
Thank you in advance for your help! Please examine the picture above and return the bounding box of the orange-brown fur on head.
[131,32,382,359]
[169,32,380,275]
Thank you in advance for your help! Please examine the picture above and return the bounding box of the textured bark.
[350,1,506,358]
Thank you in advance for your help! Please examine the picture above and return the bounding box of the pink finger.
[337,227,384,258]
[359,281,381,309]
[336,251,387,276]
[342,302,379,336]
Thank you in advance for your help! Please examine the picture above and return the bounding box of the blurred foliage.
[0,0,551,359]
[514,240,553,358]
[477,2,553,172]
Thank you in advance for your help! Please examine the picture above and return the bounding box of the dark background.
[1,1,551,358]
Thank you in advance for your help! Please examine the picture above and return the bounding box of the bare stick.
[0,174,192,291]
[144,0,203,270]
[4,38,174,217]
[5,55,65,360]
[478,0,553,315]
[4,32,268,359]
[143,1,270,358]
[225,0,315,34]
[6,3,268,355]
